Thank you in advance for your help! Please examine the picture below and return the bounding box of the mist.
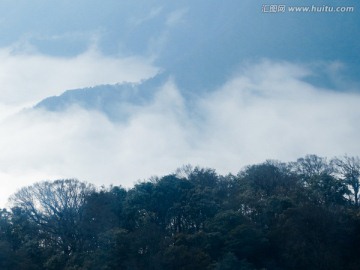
[1,60,359,207]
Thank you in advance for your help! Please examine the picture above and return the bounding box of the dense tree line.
[1,155,360,269]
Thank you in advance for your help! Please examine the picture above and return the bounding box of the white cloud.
[0,45,158,106]
[1,60,360,208]
[129,6,164,26]
[146,7,188,58]
[196,61,360,169]
[166,8,188,27]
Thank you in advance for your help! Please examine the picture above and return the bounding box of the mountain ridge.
[34,73,169,120]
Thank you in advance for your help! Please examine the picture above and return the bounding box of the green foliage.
[215,253,255,270]
[1,155,360,269]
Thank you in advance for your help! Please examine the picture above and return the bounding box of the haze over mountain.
[34,73,169,121]
[0,0,359,206]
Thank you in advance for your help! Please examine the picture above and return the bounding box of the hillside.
[1,155,360,269]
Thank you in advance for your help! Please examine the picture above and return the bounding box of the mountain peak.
[34,73,169,120]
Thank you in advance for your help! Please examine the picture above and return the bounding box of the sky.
[0,0,360,207]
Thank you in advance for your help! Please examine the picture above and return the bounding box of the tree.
[292,154,334,180]
[9,179,95,257]
[161,232,212,270]
[307,174,349,206]
[215,253,255,270]
[81,186,127,249]
[0,209,16,269]
[239,161,298,199]
[3,157,360,269]
[272,204,350,270]
[332,156,360,206]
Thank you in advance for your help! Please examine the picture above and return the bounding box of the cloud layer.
[1,60,359,207]
[0,45,158,106]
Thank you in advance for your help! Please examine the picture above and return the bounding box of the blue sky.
[0,0,359,206]
[1,0,359,90]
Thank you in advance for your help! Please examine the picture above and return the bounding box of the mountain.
[34,73,169,121]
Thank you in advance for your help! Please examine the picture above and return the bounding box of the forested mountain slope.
[1,155,360,270]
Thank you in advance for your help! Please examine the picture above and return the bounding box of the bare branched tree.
[332,156,360,206]
[9,179,95,254]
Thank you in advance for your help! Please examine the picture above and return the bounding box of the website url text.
[262,5,355,13]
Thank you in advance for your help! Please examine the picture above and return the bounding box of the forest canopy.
[1,154,360,270]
